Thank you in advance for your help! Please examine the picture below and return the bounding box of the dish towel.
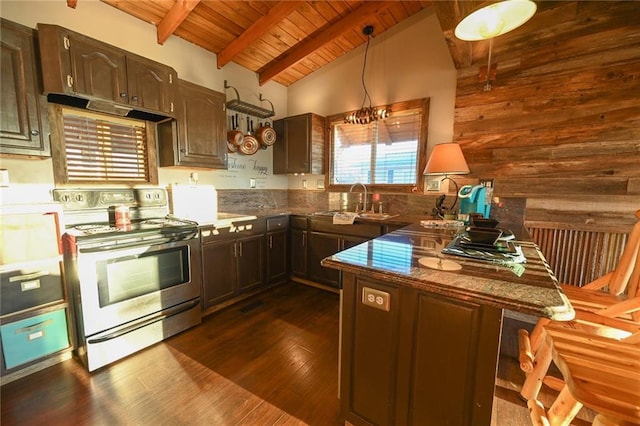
[333,212,358,225]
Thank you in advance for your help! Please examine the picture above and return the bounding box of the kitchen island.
[321,223,573,426]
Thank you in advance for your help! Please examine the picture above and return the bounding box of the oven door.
[75,238,201,337]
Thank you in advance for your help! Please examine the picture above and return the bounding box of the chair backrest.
[609,210,640,295]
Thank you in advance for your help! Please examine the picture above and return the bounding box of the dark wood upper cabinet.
[157,79,227,169]
[66,34,127,104]
[37,23,177,118]
[126,57,176,115]
[0,19,50,157]
[273,113,325,174]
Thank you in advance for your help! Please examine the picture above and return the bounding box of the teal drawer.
[1,309,69,369]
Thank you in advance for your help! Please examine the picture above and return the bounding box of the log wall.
[436,1,640,232]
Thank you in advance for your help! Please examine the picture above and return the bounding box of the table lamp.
[423,143,470,216]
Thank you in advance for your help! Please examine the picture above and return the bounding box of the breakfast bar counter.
[321,223,574,426]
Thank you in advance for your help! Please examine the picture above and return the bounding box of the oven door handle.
[86,298,200,344]
[78,237,176,253]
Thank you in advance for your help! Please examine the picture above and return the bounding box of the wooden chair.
[519,210,640,401]
[527,321,640,426]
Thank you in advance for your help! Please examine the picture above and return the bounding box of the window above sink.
[326,98,430,194]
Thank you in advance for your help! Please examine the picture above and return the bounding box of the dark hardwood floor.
[1,282,593,425]
[1,283,341,426]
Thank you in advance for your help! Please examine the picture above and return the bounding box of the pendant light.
[344,25,389,125]
[455,0,537,91]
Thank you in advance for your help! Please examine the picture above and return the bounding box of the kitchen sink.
[357,213,399,220]
[313,211,340,217]
[313,211,399,220]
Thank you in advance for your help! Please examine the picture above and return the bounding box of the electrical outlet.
[249,178,256,188]
[362,287,390,311]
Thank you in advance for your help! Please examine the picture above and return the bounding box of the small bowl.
[471,217,499,228]
[466,227,502,245]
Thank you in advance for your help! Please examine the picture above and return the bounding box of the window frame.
[50,104,159,185]
[325,98,430,194]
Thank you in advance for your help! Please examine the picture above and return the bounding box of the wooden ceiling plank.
[259,0,396,85]
[157,0,201,45]
[309,0,342,22]
[102,0,173,25]
[217,1,305,69]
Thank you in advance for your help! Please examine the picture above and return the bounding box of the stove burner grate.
[140,218,195,227]
[74,224,120,234]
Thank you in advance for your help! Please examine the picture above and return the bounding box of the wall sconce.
[455,0,537,91]
[344,25,389,125]
[424,143,470,215]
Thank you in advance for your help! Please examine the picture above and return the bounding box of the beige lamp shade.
[424,143,470,175]
[455,0,537,41]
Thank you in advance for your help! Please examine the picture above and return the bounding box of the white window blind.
[62,112,150,183]
[332,108,421,185]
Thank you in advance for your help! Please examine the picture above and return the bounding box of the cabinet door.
[126,57,176,115]
[0,19,50,156]
[266,230,288,283]
[406,293,501,425]
[307,231,341,288]
[237,235,264,292]
[166,80,227,168]
[68,34,128,103]
[291,229,307,278]
[273,114,309,174]
[342,235,369,250]
[202,240,236,308]
[340,275,502,426]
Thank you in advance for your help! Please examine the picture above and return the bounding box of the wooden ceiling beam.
[432,1,481,69]
[258,0,396,86]
[157,0,201,45]
[217,1,305,69]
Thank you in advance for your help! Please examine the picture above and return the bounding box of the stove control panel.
[53,188,167,210]
[135,188,167,206]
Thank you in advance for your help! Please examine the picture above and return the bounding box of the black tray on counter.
[450,235,518,254]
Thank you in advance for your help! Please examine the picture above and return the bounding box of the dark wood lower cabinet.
[307,231,342,287]
[307,232,371,288]
[236,234,264,292]
[290,228,307,278]
[200,221,266,310]
[266,230,287,284]
[201,239,236,307]
[340,273,502,426]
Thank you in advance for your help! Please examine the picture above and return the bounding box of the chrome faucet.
[349,182,368,213]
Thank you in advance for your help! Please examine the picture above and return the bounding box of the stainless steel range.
[53,187,202,372]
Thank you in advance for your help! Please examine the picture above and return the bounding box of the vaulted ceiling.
[75,0,519,87]
[94,0,442,86]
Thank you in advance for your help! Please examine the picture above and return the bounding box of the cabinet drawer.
[290,216,308,230]
[0,262,63,316]
[267,216,288,231]
[1,309,69,369]
[309,218,382,239]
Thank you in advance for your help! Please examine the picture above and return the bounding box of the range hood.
[47,94,171,122]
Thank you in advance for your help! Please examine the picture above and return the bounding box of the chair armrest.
[580,271,614,290]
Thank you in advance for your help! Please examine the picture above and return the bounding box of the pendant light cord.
[360,30,373,109]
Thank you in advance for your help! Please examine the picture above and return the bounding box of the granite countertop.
[216,207,424,226]
[321,222,575,321]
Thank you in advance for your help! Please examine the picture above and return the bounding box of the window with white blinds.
[61,111,150,183]
[328,98,429,191]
